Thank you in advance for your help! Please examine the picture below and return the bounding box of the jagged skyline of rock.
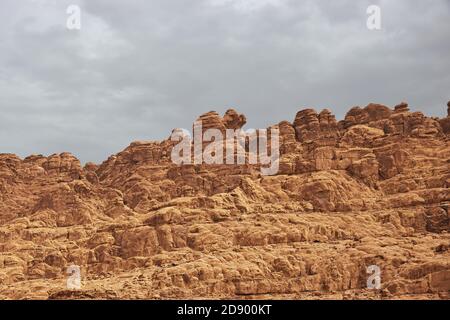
[4,101,450,165]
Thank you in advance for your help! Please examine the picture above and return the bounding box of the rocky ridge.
[0,102,449,299]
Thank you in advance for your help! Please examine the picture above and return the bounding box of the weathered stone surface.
[293,108,340,146]
[0,102,449,300]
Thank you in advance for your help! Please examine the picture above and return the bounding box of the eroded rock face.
[293,108,340,146]
[0,102,449,300]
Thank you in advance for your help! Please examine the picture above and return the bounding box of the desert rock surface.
[0,102,449,300]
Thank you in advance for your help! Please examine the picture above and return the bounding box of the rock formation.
[0,102,449,300]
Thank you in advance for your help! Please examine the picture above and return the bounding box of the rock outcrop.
[0,103,449,300]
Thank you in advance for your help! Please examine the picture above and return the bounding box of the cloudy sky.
[1,0,449,163]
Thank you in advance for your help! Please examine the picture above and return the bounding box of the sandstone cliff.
[0,102,449,300]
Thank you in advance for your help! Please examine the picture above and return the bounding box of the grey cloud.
[0,0,449,163]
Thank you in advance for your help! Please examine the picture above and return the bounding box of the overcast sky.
[1,0,449,163]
